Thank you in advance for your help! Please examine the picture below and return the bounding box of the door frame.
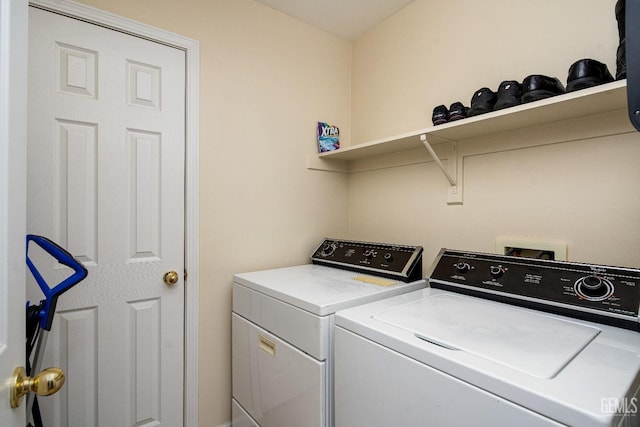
[28,1,200,426]
[0,0,28,424]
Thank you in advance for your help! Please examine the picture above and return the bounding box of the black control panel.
[429,249,640,331]
[310,238,423,282]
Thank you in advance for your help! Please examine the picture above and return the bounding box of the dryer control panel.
[311,238,423,282]
[429,249,640,331]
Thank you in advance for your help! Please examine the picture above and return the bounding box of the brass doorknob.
[164,270,179,285]
[10,366,65,408]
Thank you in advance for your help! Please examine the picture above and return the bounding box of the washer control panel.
[429,249,640,330]
[311,238,423,282]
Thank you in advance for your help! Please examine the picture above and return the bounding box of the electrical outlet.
[495,237,567,261]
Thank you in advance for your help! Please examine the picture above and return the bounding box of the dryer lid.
[373,292,601,378]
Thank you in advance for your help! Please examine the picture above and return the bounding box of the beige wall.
[349,0,640,269]
[71,0,350,425]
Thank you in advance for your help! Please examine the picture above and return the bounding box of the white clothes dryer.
[335,249,640,427]
[231,238,425,427]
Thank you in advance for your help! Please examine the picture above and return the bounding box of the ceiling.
[253,0,416,40]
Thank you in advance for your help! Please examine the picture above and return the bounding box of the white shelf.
[313,79,631,205]
[319,80,628,162]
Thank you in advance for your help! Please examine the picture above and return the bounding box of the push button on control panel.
[490,265,506,279]
[363,249,376,259]
[454,262,471,273]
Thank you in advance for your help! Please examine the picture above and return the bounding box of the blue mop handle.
[26,235,88,331]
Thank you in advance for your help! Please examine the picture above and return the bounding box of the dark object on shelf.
[467,87,497,117]
[448,102,468,121]
[616,0,626,80]
[618,39,627,80]
[494,80,522,110]
[625,0,640,131]
[521,75,565,103]
[431,104,449,125]
[566,58,614,92]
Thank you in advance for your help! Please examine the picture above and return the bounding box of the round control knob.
[383,253,393,262]
[320,243,336,257]
[582,276,603,290]
[490,265,506,279]
[454,262,471,273]
[574,275,614,301]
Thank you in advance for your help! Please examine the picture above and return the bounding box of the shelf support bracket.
[420,134,463,204]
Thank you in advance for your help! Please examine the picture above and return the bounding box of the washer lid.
[234,264,425,316]
[373,293,601,378]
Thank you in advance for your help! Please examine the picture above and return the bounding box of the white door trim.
[0,0,28,424]
[27,1,200,426]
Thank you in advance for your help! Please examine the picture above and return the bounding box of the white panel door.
[27,6,185,427]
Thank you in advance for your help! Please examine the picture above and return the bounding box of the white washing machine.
[335,249,640,427]
[231,238,426,427]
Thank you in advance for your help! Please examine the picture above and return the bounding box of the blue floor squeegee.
[25,235,88,427]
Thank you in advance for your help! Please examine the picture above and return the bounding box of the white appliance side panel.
[232,314,326,427]
[334,327,564,427]
[233,283,330,360]
[231,398,259,427]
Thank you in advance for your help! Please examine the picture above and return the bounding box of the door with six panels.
[28,6,186,426]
